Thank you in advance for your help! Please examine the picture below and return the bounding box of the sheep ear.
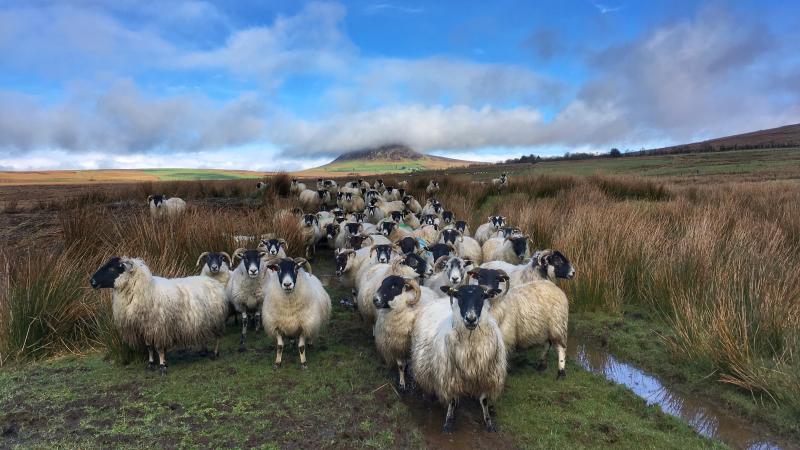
[267,264,279,272]
[463,259,473,267]
[195,252,209,267]
[294,258,312,274]
[278,238,287,247]
[486,288,502,299]
[232,248,246,261]
[439,286,451,294]
[258,251,268,258]
[466,269,479,279]
[147,195,153,202]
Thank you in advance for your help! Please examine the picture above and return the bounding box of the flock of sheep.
[90,172,576,433]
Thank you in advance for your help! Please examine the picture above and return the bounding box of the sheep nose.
[451,277,460,283]
[283,282,293,288]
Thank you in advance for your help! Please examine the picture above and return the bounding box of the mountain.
[644,123,800,155]
[299,144,478,175]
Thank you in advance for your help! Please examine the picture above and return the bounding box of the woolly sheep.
[423,255,473,294]
[439,228,482,265]
[355,254,431,324]
[402,195,422,214]
[300,214,322,259]
[454,220,471,237]
[262,258,331,369]
[474,216,506,245]
[421,199,443,217]
[373,276,439,390]
[482,235,534,264]
[492,173,508,190]
[411,284,506,433]
[226,248,269,348]
[402,210,421,228]
[299,189,330,211]
[90,257,227,374]
[290,178,306,195]
[481,249,576,286]
[365,205,386,224]
[148,195,186,218]
[426,180,440,195]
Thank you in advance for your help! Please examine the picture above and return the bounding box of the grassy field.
[0,168,266,185]
[1,158,799,448]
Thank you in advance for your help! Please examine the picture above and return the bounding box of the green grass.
[322,160,427,173]
[141,169,262,181]
[570,308,800,442]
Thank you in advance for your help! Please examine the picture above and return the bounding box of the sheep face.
[267,258,306,292]
[440,257,472,285]
[398,188,406,197]
[442,211,454,224]
[426,243,454,262]
[488,216,506,229]
[324,224,338,241]
[379,221,396,236]
[403,252,433,280]
[397,236,418,254]
[332,208,346,219]
[90,256,131,289]
[373,275,415,309]
[366,190,381,201]
[344,222,362,236]
[351,212,366,223]
[238,250,268,278]
[441,285,496,331]
[335,251,355,276]
[440,229,461,244]
[535,250,576,279]
[303,214,318,227]
[366,206,380,218]
[349,235,369,250]
[372,245,394,264]
[198,252,231,273]
[389,211,403,223]
[402,195,414,204]
[260,239,286,257]
[507,236,530,261]
[148,194,166,208]
[455,220,468,234]
[422,214,438,226]
[467,268,509,292]
[336,192,344,201]
[316,190,329,200]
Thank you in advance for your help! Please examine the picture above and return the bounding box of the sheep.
[482,235,534,264]
[337,192,365,213]
[426,180,440,195]
[424,242,456,262]
[226,248,269,348]
[355,254,432,324]
[383,186,401,201]
[474,216,507,245]
[290,178,306,195]
[420,214,440,227]
[261,258,331,369]
[396,236,421,254]
[411,284,506,433]
[402,210,421,228]
[370,196,405,215]
[365,205,385,224]
[299,189,330,211]
[90,256,228,374]
[335,222,364,250]
[322,223,339,248]
[348,212,367,224]
[258,238,288,258]
[316,210,335,228]
[196,251,233,285]
[256,181,270,191]
[454,220,471,237]
[441,211,455,226]
[402,195,422,214]
[348,234,372,250]
[413,224,440,245]
[387,210,404,224]
[421,199,443,217]
[397,180,409,189]
[481,249,576,286]
[494,226,523,239]
[373,178,386,193]
[494,281,569,379]
[492,173,508,190]
[300,214,322,259]
[423,256,473,294]
[439,228,483,265]
[148,195,186,218]
[373,276,439,390]
[378,221,413,242]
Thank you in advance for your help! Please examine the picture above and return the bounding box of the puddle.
[568,341,794,450]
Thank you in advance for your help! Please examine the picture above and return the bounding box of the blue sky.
[0,0,798,171]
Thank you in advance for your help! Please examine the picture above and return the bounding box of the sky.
[0,0,798,171]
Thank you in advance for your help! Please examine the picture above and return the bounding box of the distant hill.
[643,123,800,155]
[300,144,478,175]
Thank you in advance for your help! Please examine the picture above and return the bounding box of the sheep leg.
[212,340,219,360]
[396,359,407,392]
[442,400,457,434]
[158,349,167,376]
[239,312,248,350]
[146,345,155,370]
[556,343,566,380]
[537,341,551,372]
[480,394,497,432]
[254,312,262,332]
[298,335,307,370]
[274,334,284,369]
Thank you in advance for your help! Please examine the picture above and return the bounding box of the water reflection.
[569,342,790,450]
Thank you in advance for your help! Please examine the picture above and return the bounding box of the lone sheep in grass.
[148,195,186,218]
[411,284,506,433]
[90,257,227,375]
[262,257,331,369]
[426,180,440,195]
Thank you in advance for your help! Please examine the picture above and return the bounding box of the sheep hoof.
[557,369,566,380]
[159,364,168,376]
[211,352,218,360]
[300,363,308,371]
[442,422,454,434]
[486,422,497,433]
[273,362,282,369]
[536,361,548,372]
[146,361,156,371]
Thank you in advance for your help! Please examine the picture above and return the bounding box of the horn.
[446,243,457,253]
[497,269,511,298]
[294,257,312,274]
[232,248,246,261]
[147,195,153,202]
[434,255,449,272]
[278,238,287,247]
[457,229,464,242]
[220,252,232,265]
[195,252,209,267]
[390,257,405,273]
[404,278,422,306]
[370,245,379,258]
[392,244,402,254]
